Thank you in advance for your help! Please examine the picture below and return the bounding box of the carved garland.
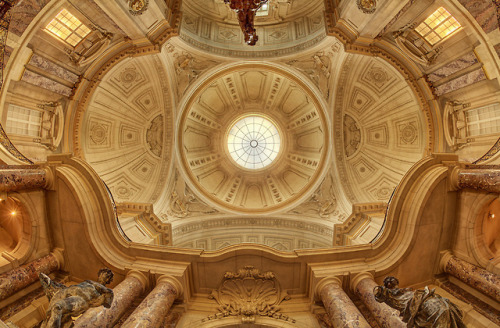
[203,266,295,324]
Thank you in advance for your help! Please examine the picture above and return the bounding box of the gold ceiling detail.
[204,266,294,324]
[177,64,330,214]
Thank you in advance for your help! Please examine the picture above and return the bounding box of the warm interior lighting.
[227,116,281,170]
[415,7,461,45]
[10,211,16,216]
[45,9,91,47]
[256,3,269,16]
[488,212,496,220]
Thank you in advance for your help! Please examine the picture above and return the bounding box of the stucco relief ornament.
[356,0,376,14]
[203,266,295,323]
[128,0,149,15]
[374,276,466,328]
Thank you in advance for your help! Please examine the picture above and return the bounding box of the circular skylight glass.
[227,116,281,170]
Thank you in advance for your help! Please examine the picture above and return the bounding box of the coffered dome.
[177,64,330,214]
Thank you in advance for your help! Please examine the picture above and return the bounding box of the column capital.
[439,250,454,273]
[157,275,183,299]
[350,271,374,292]
[126,270,149,293]
[315,276,342,299]
[50,248,65,270]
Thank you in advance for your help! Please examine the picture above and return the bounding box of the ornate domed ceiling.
[180,0,326,56]
[81,55,174,204]
[177,64,330,214]
[334,54,428,204]
[76,32,429,249]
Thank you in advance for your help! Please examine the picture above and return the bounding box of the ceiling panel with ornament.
[81,55,174,204]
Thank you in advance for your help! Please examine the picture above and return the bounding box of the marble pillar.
[351,273,405,328]
[0,250,63,301]
[451,166,500,193]
[73,270,148,328]
[441,252,500,302]
[121,275,182,328]
[0,167,51,192]
[316,277,371,328]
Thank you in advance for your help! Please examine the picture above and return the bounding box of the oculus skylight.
[227,116,280,170]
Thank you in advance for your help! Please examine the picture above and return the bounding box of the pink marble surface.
[0,168,47,192]
[458,168,500,193]
[427,53,477,83]
[29,54,79,84]
[434,68,486,96]
[446,256,500,303]
[9,0,51,37]
[121,281,177,328]
[21,70,73,97]
[74,275,143,327]
[354,278,405,328]
[320,282,371,328]
[458,0,498,34]
[0,254,58,301]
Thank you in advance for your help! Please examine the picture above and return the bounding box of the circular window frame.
[225,114,283,171]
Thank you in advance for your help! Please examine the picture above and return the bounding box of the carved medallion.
[204,266,294,323]
[128,0,149,15]
[146,115,163,157]
[356,0,376,14]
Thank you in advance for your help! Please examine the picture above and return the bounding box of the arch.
[464,193,500,274]
[0,191,46,273]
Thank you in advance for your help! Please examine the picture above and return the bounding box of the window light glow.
[45,9,91,47]
[227,116,280,170]
[256,3,269,16]
[415,7,461,45]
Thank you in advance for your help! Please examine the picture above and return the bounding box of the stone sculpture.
[224,0,268,45]
[374,276,466,328]
[39,268,114,328]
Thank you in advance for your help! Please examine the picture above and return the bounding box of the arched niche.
[481,198,500,258]
[464,193,500,274]
[0,191,47,273]
[0,197,31,261]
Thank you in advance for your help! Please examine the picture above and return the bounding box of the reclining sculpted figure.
[39,268,114,328]
[374,276,466,328]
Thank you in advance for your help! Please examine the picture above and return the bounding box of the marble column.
[316,277,371,328]
[451,166,500,193]
[441,251,500,302]
[73,270,148,328]
[0,166,52,192]
[351,272,405,328]
[0,250,63,301]
[121,275,182,328]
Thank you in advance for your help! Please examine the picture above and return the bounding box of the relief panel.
[295,127,323,152]
[240,184,267,208]
[183,126,212,152]
[198,169,226,194]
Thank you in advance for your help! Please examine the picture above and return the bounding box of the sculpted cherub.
[39,268,114,328]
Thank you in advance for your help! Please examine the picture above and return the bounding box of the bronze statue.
[224,0,268,46]
[374,276,466,328]
[39,268,114,328]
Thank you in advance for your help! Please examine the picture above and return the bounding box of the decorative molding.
[172,217,333,238]
[203,266,294,324]
[0,123,33,164]
[356,0,376,14]
[146,115,163,157]
[129,0,149,16]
